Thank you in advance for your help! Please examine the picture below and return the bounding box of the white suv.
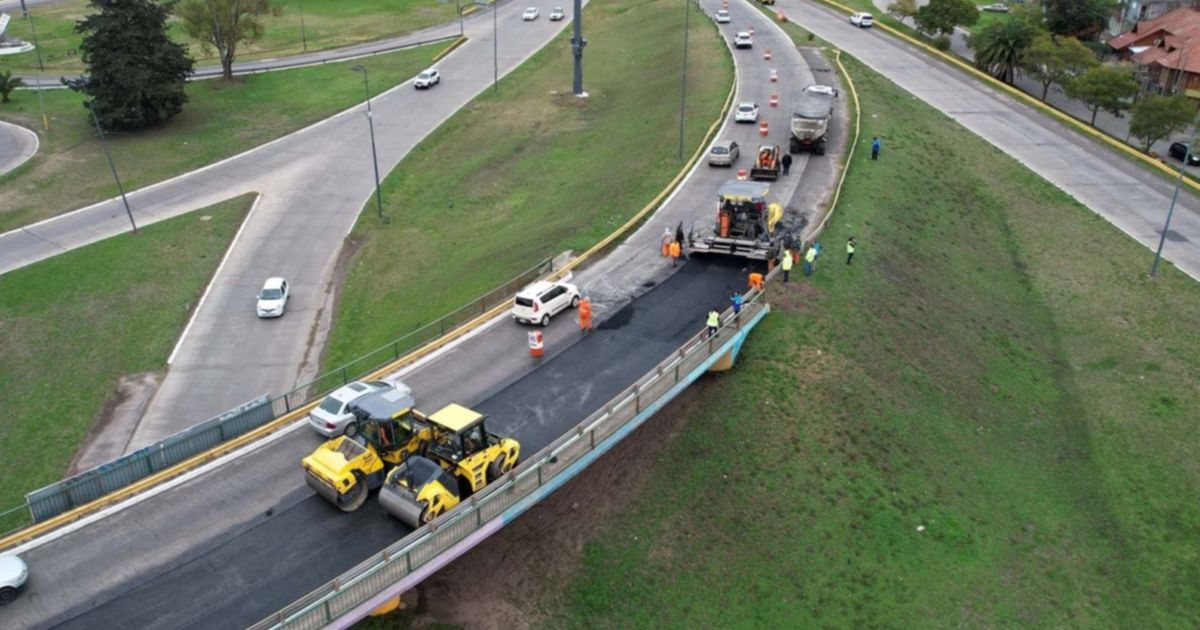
[414,68,440,89]
[512,280,580,326]
[733,32,752,48]
[850,12,873,27]
[308,380,410,437]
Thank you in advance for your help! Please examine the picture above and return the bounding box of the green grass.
[970,6,1012,35]
[536,52,1200,627]
[0,194,254,529]
[0,42,439,232]
[324,0,732,368]
[0,0,459,75]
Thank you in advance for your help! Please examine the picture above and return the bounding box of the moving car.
[734,31,753,48]
[414,68,441,89]
[734,102,760,123]
[523,7,540,20]
[981,3,1010,11]
[308,380,410,438]
[850,11,874,27]
[708,140,740,167]
[715,9,731,23]
[550,6,565,20]
[1168,141,1200,165]
[255,277,290,318]
[0,554,28,605]
[512,279,580,326]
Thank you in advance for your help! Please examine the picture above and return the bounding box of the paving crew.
[781,152,793,175]
[661,228,672,257]
[578,297,593,332]
[748,272,764,292]
[730,291,744,315]
[669,240,682,267]
[780,248,794,283]
[804,243,819,276]
[846,236,857,265]
[706,309,721,338]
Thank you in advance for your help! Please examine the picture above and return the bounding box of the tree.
[0,70,25,103]
[1020,34,1099,101]
[67,0,194,131]
[969,18,1035,83]
[1044,0,1110,39]
[887,0,917,25]
[914,0,978,37]
[1130,94,1195,152]
[1065,64,1139,126]
[178,0,281,82]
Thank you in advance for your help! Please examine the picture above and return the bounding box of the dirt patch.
[400,379,721,629]
[69,371,162,474]
[296,233,367,386]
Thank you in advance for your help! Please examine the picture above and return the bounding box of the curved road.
[1,3,842,628]
[0,120,37,176]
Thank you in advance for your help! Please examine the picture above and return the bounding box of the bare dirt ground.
[68,371,161,474]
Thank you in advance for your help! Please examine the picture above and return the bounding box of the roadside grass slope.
[0,43,438,232]
[0,194,255,529]
[542,54,1200,627]
[325,0,731,367]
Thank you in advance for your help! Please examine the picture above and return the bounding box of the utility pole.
[19,0,48,132]
[352,66,385,221]
[457,0,463,37]
[492,0,498,92]
[571,0,587,97]
[298,0,308,52]
[677,0,691,159]
[87,95,137,234]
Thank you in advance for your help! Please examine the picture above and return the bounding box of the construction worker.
[804,244,818,276]
[578,297,593,332]
[730,291,744,315]
[780,249,794,283]
[748,272,764,291]
[669,240,682,267]
[661,228,672,257]
[706,309,720,338]
[781,152,793,175]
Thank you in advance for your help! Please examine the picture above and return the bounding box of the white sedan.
[734,102,760,123]
[715,9,731,23]
[255,277,290,318]
[523,7,540,20]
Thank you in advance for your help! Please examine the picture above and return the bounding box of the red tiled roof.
[1111,7,1200,51]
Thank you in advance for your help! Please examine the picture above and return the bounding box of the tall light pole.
[87,95,137,234]
[352,65,385,221]
[677,0,691,159]
[298,0,308,52]
[492,0,498,92]
[19,0,48,132]
[457,0,463,37]
[571,0,587,97]
[1153,50,1197,277]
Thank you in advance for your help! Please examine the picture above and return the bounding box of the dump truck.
[378,404,520,527]
[687,180,786,261]
[750,144,781,181]
[790,84,837,155]
[302,388,435,512]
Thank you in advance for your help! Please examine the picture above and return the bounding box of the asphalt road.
[1,3,840,627]
[784,0,1200,280]
[0,120,37,176]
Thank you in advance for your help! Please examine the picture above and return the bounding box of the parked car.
[0,554,28,605]
[414,68,441,89]
[550,6,565,20]
[734,102,760,123]
[733,31,753,48]
[308,380,411,438]
[512,280,581,326]
[522,7,540,20]
[715,9,731,23]
[849,12,874,27]
[709,140,740,167]
[255,277,290,318]
[1168,141,1200,165]
[981,3,1010,11]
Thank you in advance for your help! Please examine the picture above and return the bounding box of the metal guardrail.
[0,257,553,537]
[250,290,770,630]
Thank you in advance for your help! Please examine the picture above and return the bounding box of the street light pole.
[492,0,498,93]
[352,66,385,221]
[1152,135,1194,276]
[19,0,48,132]
[457,0,464,37]
[571,0,587,97]
[87,96,137,234]
[677,0,690,159]
[298,0,308,52]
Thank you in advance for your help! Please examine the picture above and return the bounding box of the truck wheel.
[815,139,826,156]
[788,139,799,154]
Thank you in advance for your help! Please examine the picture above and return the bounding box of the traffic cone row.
[764,48,772,61]
[759,121,769,137]
[769,93,778,107]
[769,68,778,82]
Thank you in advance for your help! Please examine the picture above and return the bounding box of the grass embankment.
[0,0,457,75]
[0,43,438,232]
[539,55,1200,626]
[0,194,255,529]
[324,0,731,366]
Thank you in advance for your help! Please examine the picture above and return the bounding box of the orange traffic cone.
[759,121,769,136]
[528,330,544,357]
[764,49,772,61]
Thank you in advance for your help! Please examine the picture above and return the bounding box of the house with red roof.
[1111,7,1200,98]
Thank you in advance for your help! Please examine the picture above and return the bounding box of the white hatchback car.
[256,277,290,318]
[308,380,411,438]
[550,6,565,20]
[734,102,760,123]
[414,68,440,89]
[0,554,28,605]
[715,9,730,23]
[523,7,539,20]
[512,280,581,326]
[733,32,752,48]
[850,12,873,27]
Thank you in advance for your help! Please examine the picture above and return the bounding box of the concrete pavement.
[785,0,1200,280]
[0,3,843,626]
[0,119,37,176]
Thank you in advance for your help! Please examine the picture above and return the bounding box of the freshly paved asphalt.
[0,120,37,176]
[2,3,838,628]
[790,0,1200,280]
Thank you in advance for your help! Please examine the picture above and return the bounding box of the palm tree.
[970,19,1036,84]
[0,70,25,104]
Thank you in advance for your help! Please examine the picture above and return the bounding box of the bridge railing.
[249,289,770,630]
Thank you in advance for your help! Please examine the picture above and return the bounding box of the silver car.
[708,140,740,167]
[307,380,408,438]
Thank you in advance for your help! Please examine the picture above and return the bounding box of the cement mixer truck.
[789,84,837,156]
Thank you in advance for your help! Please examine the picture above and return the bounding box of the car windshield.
[739,105,754,112]
[515,296,534,307]
[260,288,283,299]
[419,72,432,79]
[319,397,343,414]
[712,146,729,155]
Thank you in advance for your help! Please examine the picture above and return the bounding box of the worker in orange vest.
[660,228,672,257]
[748,272,764,291]
[669,240,682,267]
[578,297,593,332]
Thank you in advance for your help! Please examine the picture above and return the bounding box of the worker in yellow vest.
[706,309,720,338]
[846,237,857,265]
[804,244,818,276]
[780,249,794,283]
